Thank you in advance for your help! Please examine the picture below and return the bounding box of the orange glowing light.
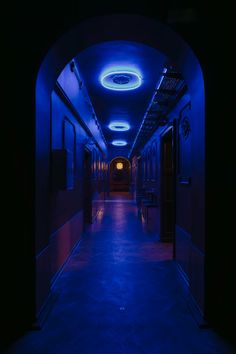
[116,162,123,170]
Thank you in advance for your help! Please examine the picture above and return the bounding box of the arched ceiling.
[75,40,167,157]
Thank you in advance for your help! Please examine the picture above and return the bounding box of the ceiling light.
[111,140,127,146]
[108,121,130,131]
[101,70,142,91]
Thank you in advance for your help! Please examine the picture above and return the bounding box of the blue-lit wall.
[137,84,205,313]
[56,63,108,222]
[57,63,107,155]
[36,73,107,312]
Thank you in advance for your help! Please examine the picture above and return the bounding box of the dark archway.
[36,14,205,328]
[109,157,131,193]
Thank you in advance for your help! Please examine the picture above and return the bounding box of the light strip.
[128,68,167,158]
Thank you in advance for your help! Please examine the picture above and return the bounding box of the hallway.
[3,199,235,354]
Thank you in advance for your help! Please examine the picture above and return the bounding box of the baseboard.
[33,238,83,330]
[186,292,209,329]
[175,262,209,329]
[32,291,59,330]
[51,238,82,287]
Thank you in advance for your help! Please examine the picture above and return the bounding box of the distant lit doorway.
[109,157,131,199]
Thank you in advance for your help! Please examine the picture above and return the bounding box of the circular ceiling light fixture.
[111,140,127,146]
[101,70,142,91]
[108,121,130,131]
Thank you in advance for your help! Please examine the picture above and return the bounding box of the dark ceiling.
[75,41,167,157]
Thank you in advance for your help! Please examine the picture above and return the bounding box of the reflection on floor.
[3,202,236,354]
[106,191,134,200]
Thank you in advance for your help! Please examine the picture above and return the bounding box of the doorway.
[83,149,92,226]
[160,126,175,246]
[108,157,131,200]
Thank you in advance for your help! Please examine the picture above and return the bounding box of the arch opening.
[36,14,205,329]
[109,157,131,196]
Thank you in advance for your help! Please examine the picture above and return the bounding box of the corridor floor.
[3,199,236,354]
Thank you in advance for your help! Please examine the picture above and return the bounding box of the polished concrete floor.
[3,198,236,354]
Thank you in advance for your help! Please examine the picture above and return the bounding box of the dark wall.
[174,8,236,342]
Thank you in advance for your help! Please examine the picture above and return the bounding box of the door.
[83,149,92,225]
[160,126,175,244]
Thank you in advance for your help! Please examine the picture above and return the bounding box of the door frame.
[108,156,131,194]
[83,147,92,226]
[160,123,176,257]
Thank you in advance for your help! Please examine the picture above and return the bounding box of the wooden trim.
[175,262,209,329]
[160,125,175,249]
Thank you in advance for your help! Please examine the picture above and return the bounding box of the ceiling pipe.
[70,59,108,148]
[128,67,167,158]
